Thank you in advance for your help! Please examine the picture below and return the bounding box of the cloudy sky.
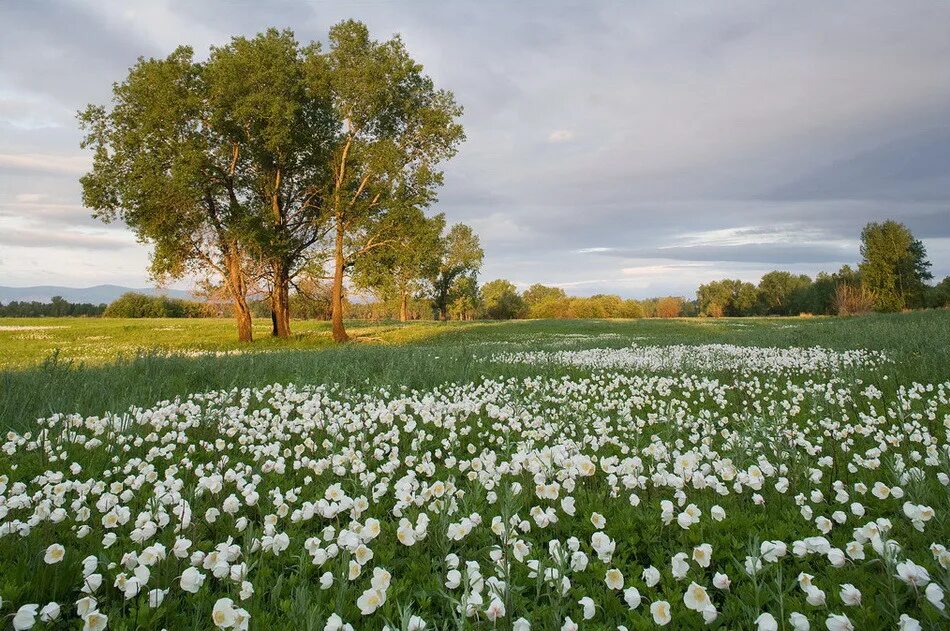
[2,0,949,297]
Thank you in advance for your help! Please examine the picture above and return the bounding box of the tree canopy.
[859,220,932,311]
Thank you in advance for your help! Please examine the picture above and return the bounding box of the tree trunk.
[399,289,409,322]
[270,262,291,338]
[224,246,253,343]
[331,219,349,342]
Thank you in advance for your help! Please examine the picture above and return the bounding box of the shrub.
[104,292,209,318]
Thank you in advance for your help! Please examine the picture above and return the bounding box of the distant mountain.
[0,285,195,304]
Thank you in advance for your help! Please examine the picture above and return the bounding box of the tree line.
[444,220,947,321]
[0,296,106,317]
[697,221,946,316]
[80,21,467,342]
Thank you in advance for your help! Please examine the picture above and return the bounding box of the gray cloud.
[0,0,948,294]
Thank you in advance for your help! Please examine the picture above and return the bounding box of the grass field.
[0,312,947,629]
[2,312,948,429]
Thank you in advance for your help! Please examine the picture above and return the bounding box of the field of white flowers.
[1,341,947,630]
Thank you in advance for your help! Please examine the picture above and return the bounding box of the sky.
[1,0,949,298]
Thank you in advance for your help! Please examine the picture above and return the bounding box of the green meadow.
[2,311,947,430]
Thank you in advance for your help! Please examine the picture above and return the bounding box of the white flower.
[713,572,731,590]
[623,586,641,609]
[513,618,531,631]
[693,543,712,568]
[825,614,853,631]
[75,597,97,618]
[789,612,810,630]
[44,544,65,565]
[147,589,167,608]
[925,582,944,610]
[579,596,595,620]
[212,598,236,628]
[13,604,38,630]
[805,586,826,606]
[180,567,205,593]
[82,611,108,631]
[651,600,672,626]
[605,568,624,590]
[671,552,689,579]
[755,613,778,631]
[642,566,661,587]
[486,598,506,621]
[683,582,710,612]
[838,584,861,606]
[590,512,606,528]
[39,602,60,623]
[895,560,930,587]
[356,588,385,615]
[898,614,921,631]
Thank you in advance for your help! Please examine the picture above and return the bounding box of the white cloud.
[547,129,574,143]
[0,153,91,175]
[15,193,48,202]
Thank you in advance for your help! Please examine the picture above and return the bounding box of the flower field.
[1,321,948,630]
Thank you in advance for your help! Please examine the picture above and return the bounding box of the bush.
[104,292,209,318]
[832,284,876,316]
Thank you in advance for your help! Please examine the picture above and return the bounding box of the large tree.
[80,47,259,341]
[204,29,335,338]
[320,21,464,341]
[431,223,484,320]
[859,220,932,311]
[79,30,335,341]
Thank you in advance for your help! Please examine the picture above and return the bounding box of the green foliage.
[352,211,445,318]
[103,292,208,318]
[859,220,933,311]
[924,276,950,308]
[697,279,761,316]
[529,295,643,319]
[479,279,527,319]
[522,284,567,307]
[757,271,812,315]
[321,20,465,338]
[431,223,484,319]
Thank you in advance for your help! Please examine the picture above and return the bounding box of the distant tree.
[859,220,932,311]
[320,21,465,341]
[621,299,645,318]
[449,276,480,320]
[0,297,107,317]
[522,284,566,307]
[757,271,812,315]
[655,296,684,318]
[480,279,526,320]
[924,276,950,308]
[697,279,760,316]
[431,223,484,320]
[352,211,445,321]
